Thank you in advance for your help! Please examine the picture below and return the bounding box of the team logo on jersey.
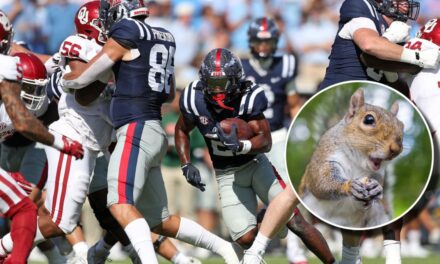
[77,6,89,25]
[199,116,209,125]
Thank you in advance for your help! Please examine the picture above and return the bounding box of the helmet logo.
[78,6,89,25]
[423,19,438,34]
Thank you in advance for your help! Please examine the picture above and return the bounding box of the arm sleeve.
[245,86,268,119]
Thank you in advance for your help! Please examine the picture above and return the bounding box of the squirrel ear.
[390,102,399,116]
[347,88,365,120]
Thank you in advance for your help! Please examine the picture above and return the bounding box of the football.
[219,118,254,139]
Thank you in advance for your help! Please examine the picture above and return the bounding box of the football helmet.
[417,18,440,47]
[14,52,49,117]
[247,17,279,60]
[199,48,244,111]
[367,0,420,21]
[99,0,149,31]
[0,10,13,55]
[75,1,107,45]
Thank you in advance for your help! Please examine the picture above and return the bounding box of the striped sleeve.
[47,70,64,101]
[179,81,200,122]
[238,84,268,119]
[282,54,297,79]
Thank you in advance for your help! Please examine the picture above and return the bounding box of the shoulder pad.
[109,18,151,42]
[59,35,102,62]
[180,80,202,118]
[340,0,379,23]
[281,54,297,79]
[238,83,268,118]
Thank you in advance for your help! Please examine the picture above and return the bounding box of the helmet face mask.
[100,0,149,31]
[0,10,13,55]
[14,52,49,117]
[369,0,420,21]
[199,49,244,111]
[21,81,48,116]
[248,17,279,60]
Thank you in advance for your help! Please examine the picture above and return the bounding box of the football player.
[241,17,307,263]
[320,0,440,89]
[0,49,83,263]
[175,48,336,264]
[61,1,238,263]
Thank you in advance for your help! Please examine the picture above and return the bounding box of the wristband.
[51,133,64,151]
[238,140,252,154]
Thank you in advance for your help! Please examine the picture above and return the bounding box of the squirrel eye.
[363,114,375,125]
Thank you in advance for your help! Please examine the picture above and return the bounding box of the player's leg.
[340,231,362,264]
[0,171,38,263]
[252,156,335,264]
[140,165,238,264]
[265,129,309,264]
[242,186,297,263]
[107,121,163,264]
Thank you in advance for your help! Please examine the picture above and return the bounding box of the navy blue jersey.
[109,18,176,128]
[180,80,268,169]
[48,69,63,101]
[242,54,296,131]
[320,0,388,89]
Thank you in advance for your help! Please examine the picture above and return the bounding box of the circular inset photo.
[286,81,433,230]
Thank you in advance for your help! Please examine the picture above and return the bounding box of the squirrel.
[299,88,404,228]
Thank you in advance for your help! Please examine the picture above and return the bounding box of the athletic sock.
[175,217,239,263]
[124,218,158,264]
[72,241,88,258]
[247,232,271,255]
[383,240,401,264]
[340,245,360,264]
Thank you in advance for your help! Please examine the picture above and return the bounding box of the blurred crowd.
[1,0,440,261]
[1,0,438,93]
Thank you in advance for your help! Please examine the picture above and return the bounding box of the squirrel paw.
[350,178,383,204]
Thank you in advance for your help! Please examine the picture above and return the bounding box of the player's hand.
[382,21,411,43]
[400,47,440,69]
[181,163,206,192]
[0,54,22,82]
[8,172,33,195]
[215,123,240,154]
[52,134,84,159]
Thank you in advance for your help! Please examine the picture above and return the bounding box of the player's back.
[242,55,296,131]
[320,0,387,88]
[109,18,176,128]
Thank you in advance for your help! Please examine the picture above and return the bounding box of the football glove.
[52,133,84,160]
[215,123,240,154]
[181,163,206,192]
[382,21,411,43]
[0,54,22,82]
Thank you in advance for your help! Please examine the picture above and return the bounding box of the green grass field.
[29,255,440,264]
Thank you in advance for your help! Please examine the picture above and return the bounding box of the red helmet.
[14,52,49,117]
[417,18,440,47]
[74,1,107,45]
[0,10,13,55]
